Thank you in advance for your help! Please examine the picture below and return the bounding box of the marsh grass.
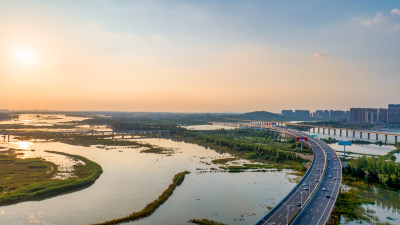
[211,157,237,164]
[94,171,190,225]
[189,218,228,225]
[140,147,174,155]
[0,150,102,206]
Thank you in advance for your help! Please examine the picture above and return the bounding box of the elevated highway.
[214,122,342,225]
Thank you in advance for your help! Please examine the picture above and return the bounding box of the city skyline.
[1,1,400,112]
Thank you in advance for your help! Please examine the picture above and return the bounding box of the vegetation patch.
[140,147,174,155]
[346,155,400,188]
[189,218,228,225]
[94,171,190,225]
[330,188,375,224]
[175,129,306,162]
[0,150,102,206]
[320,137,338,144]
[211,157,237,164]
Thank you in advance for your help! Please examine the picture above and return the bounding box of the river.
[0,117,298,225]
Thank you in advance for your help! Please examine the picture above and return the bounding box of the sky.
[0,0,399,113]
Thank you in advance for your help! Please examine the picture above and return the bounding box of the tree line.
[177,130,301,162]
[347,155,400,189]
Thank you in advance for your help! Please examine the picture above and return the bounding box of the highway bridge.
[214,122,342,225]
[221,119,400,143]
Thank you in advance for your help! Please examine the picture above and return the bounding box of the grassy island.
[0,150,102,206]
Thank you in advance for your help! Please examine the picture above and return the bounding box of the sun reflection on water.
[16,141,33,150]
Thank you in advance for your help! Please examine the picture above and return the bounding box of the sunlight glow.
[16,141,33,150]
[12,48,37,65]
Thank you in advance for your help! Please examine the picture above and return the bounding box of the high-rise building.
[281,110,295,118]
[345,111,350,120]
[315,110,329,118]
[377,108,388,123]
[389,104,400,109]
[349,108,387,124]
[388,104,400,124]
[294,110,310,119]
[329,110,346,121]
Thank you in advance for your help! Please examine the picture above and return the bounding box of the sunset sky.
[1,1,399,113]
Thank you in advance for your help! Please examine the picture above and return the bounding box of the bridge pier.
[360,132,363,138]
[340,129,342,136]
[122,133,124,139]
[368,133,370,139]
[385,135,388,142]
[396,136,398,143]
[323,128,325,134]
[346,130,348,137]
[353,131,355,138]
[313,127,315,133]
[333,129,336,135]
[376,134,379,140]
[328,128,330,135]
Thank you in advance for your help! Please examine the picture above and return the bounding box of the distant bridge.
[0,130,173,141]
[219,120,400,143]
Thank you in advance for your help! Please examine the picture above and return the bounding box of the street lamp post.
[286,204,294,225]
[300,191,306,206]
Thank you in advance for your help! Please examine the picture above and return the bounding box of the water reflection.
[0,138,297,225]
[16,141,33,150]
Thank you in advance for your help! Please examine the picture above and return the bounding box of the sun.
[12,48,37,65]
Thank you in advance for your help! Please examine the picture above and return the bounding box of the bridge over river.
[0,130,173,141]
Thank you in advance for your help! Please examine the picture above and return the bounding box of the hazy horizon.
[1,1,400,112]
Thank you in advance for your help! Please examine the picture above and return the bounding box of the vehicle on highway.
[305,186,309,190]
[322,188,326,191]
[329,175,332,178]
[297,202,301,206]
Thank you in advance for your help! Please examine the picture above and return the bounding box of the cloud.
[352,12,386,27]
[312,53,330,59]
[391,9,400,16]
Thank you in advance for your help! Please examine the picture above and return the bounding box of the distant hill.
[233,111,284,121]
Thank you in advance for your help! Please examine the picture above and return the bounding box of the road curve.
[255,127,342,225]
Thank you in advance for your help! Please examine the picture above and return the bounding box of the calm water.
[1,118,399,225]
[0,135,297,225]
[0,114,88,126]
